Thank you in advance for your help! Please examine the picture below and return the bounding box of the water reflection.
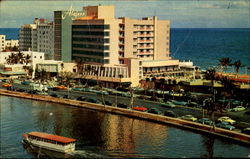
[1,96,249,158]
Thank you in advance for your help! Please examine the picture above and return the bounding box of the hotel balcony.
[137,39,154,43]
[138,33,154,37]
[138,45,154,49]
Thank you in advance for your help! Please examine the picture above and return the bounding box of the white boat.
[22,132,76,153]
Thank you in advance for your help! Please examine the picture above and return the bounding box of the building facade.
[19,18,54,60]
[69,5,194,87]
[0,35,5,51]
[0,35,19,51]
[54,10,85,62]
[19,24,37,51]
[36,22,54,60]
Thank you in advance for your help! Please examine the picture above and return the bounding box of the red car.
[132,106,148,112]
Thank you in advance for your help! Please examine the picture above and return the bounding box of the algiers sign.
[62,5,85,20]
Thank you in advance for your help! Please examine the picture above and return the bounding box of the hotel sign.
[62,5,85,20]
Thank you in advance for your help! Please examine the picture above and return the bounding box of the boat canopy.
[28,132,76,144]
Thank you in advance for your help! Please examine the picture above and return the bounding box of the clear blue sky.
[0,0,249,28]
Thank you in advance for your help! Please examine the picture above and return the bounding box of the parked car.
[72,87,83,91]
[163,111,177,117]
[117,103,129,109]
[76,96,86,101]
[171,100,187,106]
[96,90,109,95]
[132,106,148,112]
[103,100,113,106]
[231,106,246,112]
[2,83,12,87]
[180,115,197,122]
[216,122,235,130]
[241,128,250,135]
[245,111,250,115]
[21,81,30,85]
[217,116,236,125]
[160,101,176,108]
[198,118,213,125]
[55,85,67,90]
[49,93,60,98]
[85,98,102,104]
[148,108,162,115]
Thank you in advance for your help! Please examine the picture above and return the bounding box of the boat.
[22,132,76,153]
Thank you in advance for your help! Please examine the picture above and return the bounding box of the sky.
[0,0,249,28]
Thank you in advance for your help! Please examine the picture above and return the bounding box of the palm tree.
[204,69,217,87]
[159,78,165,99]
[17,51,24,64]
[219,57,232,72]
[151,76,157,99]
[233,60,243,75]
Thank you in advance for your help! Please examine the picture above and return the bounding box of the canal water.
[0,95,249,158]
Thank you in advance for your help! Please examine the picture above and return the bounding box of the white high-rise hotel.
[19,18,54,60]
[70,5,195,87]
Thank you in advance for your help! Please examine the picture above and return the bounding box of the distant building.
[0,35,19,51]
[19,24,37,51]
[19,18,54,60]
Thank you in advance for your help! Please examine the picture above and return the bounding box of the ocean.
[0,28,249,74]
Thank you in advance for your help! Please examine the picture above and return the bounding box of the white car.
[231,106,246,112]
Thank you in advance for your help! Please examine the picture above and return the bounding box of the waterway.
[0,95,249,158]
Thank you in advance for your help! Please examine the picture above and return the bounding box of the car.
[117,103,129,108]
[72,87,83,91]
[245,111,250,115]
[77,96,86,101]
[62,95,74,99]
[171,100,187,106]
[160,101,176,108]
[186,101,199,107]
[2,83,12,87]
[103,100,113,106]
[49,93,60,98]
[198,118,213,125]
[217,116,236,125]
[231,106,246,112]
[85,98,102,104]
[55,85,67,90]
[96,90,109,95]
[180,115,197,122]
[241,128,250,135]
[148,108,162,115]
[216,122,235,130]
[132,106,148,112]
[21,81,30,85]
[163,111,177,117]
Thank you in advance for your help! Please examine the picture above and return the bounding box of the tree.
[159,78,165,99]
[151,76,157,98]
[204,69,217,87]
[233,60,243,75]
[219,57,232,72]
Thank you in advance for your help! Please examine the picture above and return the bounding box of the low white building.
[0,35,19,51]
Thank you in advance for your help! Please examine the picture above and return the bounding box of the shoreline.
[0,89,249,145]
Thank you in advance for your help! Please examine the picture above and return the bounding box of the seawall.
[0,89,249,145]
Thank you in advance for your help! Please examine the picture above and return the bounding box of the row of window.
[73,50,109,57]
[72,44,109,50]
[72,31,110,36]
[72,56,109,64]
[72,25,110,29]
[72,37,109,43]
[29,135,69,146]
